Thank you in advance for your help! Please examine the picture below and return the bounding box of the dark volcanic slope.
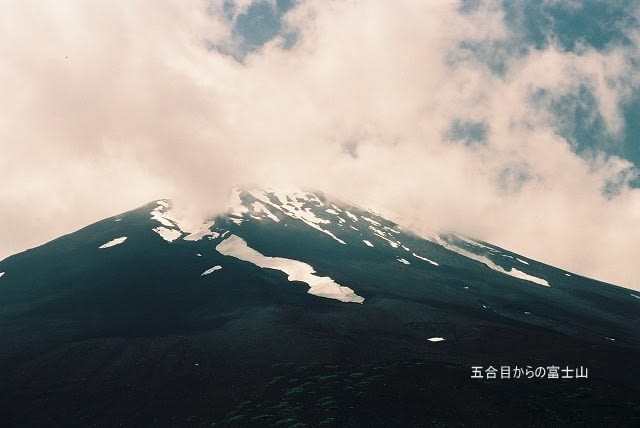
[0,189,639,427]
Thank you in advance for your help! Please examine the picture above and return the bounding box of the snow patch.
[631,293,640,300]
[325,208,339,215]
[228,188,249,216]
[565,273,572,277]
[201,265,222,276]
[362,216,381,226]
[432,236,549,287]
[369,226,399,248]
[99,236,127,249]
[508,268,550,287]
[153,227,182,243]
[605,336,615,341]
[345,211,359,222]
[350,225,359,231]
[412,253,439,266]
[183,222,219,241]
[454,235,499,252]
[0,272,4,278]
[427,337,445,342]
[248,189,346,245]
[215,235,363,303]
[150,200,215,242]
[363,240,374,247]
[150,203,176,227]
[252,202,280,222]
[397,258,410,265]
[516,258,529,265]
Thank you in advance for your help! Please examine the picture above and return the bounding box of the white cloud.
[1,0,639,290]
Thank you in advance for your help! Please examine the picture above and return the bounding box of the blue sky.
[223,0,639,185]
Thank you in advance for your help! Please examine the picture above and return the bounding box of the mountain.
[1,188,639,427]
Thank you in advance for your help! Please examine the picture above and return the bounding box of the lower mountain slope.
[0,189,638,427]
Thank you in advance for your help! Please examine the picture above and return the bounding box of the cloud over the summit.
[1,0,639,290]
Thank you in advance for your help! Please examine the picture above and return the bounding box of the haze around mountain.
[1,0,640,290]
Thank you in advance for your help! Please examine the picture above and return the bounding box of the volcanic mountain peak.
[146,188,554,291]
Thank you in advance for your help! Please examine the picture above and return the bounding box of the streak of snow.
[248,189,345,245]
[345,211,359,222]
[99,236,127,249]
[412,253,439,266]
[361,216,381,226]
[397,258,410,265]
[325,208,339,215]
[363,240,373,247]
[516,258,529,265]
[252,202,280,222]
[201,265,222,276]
[454,235,499,252]
[216,235,363,303]
[432,236,550,287]
[427,337,445,342]
[369,226,399,248]
[384,226,400,234]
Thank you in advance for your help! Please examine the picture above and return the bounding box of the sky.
[1,0,640,291]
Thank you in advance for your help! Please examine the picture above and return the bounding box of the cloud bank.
[1,0,639,290]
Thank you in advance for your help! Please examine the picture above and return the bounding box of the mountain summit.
[1,189,639,427]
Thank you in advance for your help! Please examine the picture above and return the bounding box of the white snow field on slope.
[215,234,364,304]
[201,265,222,276]
[152,227,182,243]
[432,235,550,287]
[99,236,127,249]
[412,252,439,266]
[244,189,346,245]
[0,272,5,278]
[150,200,218,242]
